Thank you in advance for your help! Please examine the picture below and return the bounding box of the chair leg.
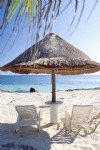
[56,122,62,130]
[64,124,70,134]
[38,126,41,132]
[15,115,21,133]
[37,123,41,132]
[15,127,19,133]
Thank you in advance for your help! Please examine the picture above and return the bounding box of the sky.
[0,0,100,75]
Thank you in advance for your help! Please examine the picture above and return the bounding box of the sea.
[0,75,100,93]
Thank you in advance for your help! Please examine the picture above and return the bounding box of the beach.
[0,89,100,150]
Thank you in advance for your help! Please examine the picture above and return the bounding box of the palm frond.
[0,0,99,57]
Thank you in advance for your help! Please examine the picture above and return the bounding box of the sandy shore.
[0,89,100,150]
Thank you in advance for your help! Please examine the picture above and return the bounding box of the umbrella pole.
[46,70,63,123]
[51,69,56,102]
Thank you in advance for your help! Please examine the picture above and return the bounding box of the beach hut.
[1,33,100,123]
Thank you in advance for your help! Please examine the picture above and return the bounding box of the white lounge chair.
[62,105,95,133]
[15,105,41,132]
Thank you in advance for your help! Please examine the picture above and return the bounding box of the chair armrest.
[62,111,71,126]
[65,111,71,122]
[61,111,71,131]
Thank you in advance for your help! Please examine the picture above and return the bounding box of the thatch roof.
[1,33,100,75]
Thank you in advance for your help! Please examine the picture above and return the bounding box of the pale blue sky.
[0,0,100,74]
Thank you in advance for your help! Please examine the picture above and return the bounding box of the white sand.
[0,89,100,150]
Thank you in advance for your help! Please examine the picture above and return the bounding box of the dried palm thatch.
[2,33,100,75]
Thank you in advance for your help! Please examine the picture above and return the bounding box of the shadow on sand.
[0,123,51,150]
[51,128,94,144]
[0,122,99,149]
[42,123,58,129]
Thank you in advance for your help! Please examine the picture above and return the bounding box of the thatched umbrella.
[1,33,100,103]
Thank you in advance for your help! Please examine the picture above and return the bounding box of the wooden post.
[51,69,56,103]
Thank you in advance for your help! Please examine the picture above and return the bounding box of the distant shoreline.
[1,87,100,93]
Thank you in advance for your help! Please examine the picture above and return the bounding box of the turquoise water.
[0,75,100,93]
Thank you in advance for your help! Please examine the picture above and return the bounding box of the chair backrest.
[15,105,37,120]
[71,105,93,121]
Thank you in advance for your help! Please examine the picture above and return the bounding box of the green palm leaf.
[7,0,37,22]
[0,0,98,56]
